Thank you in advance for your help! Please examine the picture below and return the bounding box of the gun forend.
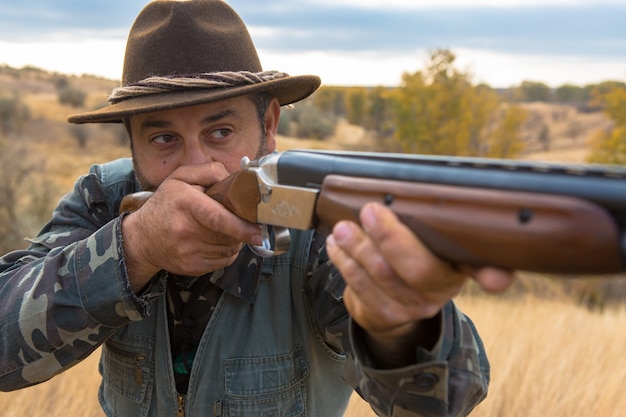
[316,175,623,274]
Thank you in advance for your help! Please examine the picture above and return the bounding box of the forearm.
[0,218,162,390]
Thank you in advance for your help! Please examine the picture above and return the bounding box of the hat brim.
[67,75,321,124]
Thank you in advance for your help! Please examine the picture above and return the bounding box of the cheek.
[222,158,242,174]
[221,138,267,173]
[134,152,178,186]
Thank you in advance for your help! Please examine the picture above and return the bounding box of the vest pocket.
[222,345,309,417]
[101,337,154,404]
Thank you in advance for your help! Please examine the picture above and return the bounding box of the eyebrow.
[200,109,237,125]
[139,109,237,134]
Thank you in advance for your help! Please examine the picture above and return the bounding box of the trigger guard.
[250,225,291,257]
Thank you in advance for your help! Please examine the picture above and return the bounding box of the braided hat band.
[108,71,290,104]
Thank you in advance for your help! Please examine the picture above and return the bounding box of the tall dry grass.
[346,293,626,417]
[457,294,626,417]
[0,293,623,416]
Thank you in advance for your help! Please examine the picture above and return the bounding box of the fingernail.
[333,222,352,243]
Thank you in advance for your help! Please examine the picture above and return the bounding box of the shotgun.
[120,149,626,275]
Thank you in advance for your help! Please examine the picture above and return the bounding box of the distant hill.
[1,64,611,166]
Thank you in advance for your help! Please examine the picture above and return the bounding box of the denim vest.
[98,229,354,417]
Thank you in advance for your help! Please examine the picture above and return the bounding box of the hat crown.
[123,0,262,85]
[67,0,321,124]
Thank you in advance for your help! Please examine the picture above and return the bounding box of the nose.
[180,140,214,166]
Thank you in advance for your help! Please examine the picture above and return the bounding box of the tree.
[68,124,90,148]
[277,100,336,140]
[392,49,523,158]
[554,83,589,105]
[487,105,527,158]
[345,87,367,126]
[55,76,86,108]
[0,95,30,136]
[588,127,626,165]
[587,84,626,165]
[515,81,552,102]
[0,136,57,252]
[311,87,346,118]
[296,104,336,140]
[364,86,395,138]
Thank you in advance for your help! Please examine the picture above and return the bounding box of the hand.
[325,202,514,364]
[122,163,263,292]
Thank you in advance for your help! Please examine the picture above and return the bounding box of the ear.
[263,98,281,152]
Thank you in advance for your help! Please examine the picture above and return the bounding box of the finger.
[329,221,396,285]
[360,202,434,279]
[167,161,230,188]
[359,202,463,289]
[188,196,262,246]
[168,247,241,277]
[460,266,516,294]
[328,222,444,320]
[326,234,415,331]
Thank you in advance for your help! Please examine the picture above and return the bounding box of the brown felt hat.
[68,0,321,124]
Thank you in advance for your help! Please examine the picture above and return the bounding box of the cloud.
[231,2,626,58]
[0,0,624,87]
[3,1,625,58]
[0,0,145,40]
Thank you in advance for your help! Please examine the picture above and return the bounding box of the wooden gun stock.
[119,171,261,222]
[119,191,153,213]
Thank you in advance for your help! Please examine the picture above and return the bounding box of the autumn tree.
[277,100,336,140]
[487,105,527,158]
[311,86,347,118]
[345,87,367,126]
[392,49,525,157]
[587,84,626,165]
[364,86,395,138]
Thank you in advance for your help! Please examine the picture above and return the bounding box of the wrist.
[363,313,442,369]
[121,212,161,292]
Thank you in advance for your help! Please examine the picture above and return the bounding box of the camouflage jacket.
[0,158,490,417]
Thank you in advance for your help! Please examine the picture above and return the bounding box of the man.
[0,1,513,416]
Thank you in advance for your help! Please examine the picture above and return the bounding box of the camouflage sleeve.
[304,232,489,417]
[346,303,489,417]
[0,164,165,391]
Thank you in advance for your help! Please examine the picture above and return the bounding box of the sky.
[0,0,625,88]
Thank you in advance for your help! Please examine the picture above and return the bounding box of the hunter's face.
[129,95,278,191]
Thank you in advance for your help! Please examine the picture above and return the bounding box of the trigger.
[250,225,291,257]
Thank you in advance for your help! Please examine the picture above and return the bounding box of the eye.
[151,134,178,145]
[209,128,233,140]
